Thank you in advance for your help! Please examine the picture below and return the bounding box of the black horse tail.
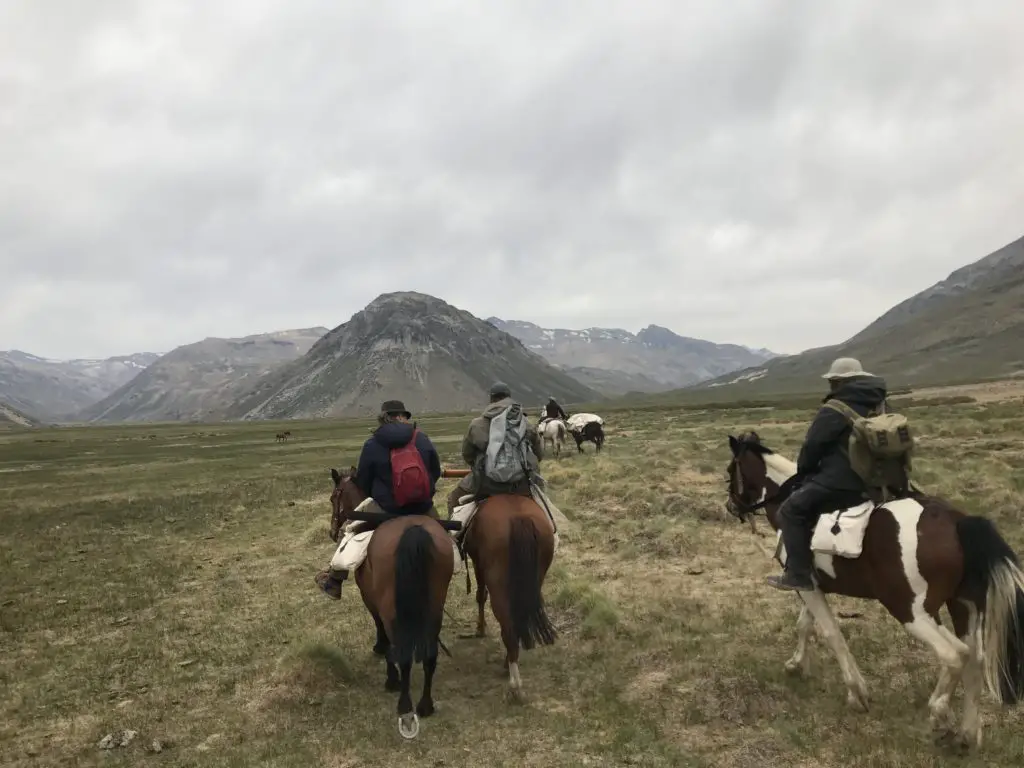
[957,515,1024,705]
[507,516,556,651]
[393,524,438,665]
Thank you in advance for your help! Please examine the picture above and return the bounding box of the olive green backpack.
[824,400,914,500]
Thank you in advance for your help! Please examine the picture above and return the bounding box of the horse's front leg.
[800,590,869,711]
[784,604,814,676]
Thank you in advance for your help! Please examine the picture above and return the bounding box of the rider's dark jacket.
[545,400,568,420]
[796,375,889,492]
[355,422,442,515]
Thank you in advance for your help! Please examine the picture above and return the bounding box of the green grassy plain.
[2,392,1024,767]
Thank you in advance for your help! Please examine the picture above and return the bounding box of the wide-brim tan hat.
[822,357,872,379]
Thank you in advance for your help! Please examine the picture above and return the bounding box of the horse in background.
[725,431,1024,751]
[539,419,568,458]
[571,421,604,453]
[328,467,454,739]
[275,430,292,442]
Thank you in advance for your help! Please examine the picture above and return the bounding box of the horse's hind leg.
[473,558,489,637]
[942,599,984,750]
[899,602,970,740]
[416,652,437,718]
[371,612,390,657]
[800,590,870,711]
[784,604,814,677]
[384,647,401,692]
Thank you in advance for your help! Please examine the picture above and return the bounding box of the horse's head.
[725,431,772,523]
[328,466,364,542]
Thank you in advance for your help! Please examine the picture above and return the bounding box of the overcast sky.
[2,1,1022,359]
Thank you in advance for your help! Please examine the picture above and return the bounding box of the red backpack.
[390,429,432,507]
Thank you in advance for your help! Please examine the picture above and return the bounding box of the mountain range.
[0,351,160,420]
[225,293,598,419]
[79,328,329,422]
[486,318,777,395]
[698,234,1024,394]
[2,233,1021,423]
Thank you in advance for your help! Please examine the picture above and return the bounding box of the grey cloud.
[1,1,1023,358]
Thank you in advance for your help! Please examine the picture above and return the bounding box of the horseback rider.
[544,396,568,422]
[766,357,900,593]
[315,399,442,599]
[447,381,543,517]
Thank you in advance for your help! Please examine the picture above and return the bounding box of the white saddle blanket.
[451,485,565,554]
[566,413,603,431]
[329,498,464,574]
[809,501,875,558]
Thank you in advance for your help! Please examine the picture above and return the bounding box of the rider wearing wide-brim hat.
[765,357,891,592]
[315,399,442,599]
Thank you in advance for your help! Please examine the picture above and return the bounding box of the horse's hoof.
[783,659,804,676]
[504,686,525,705]
[846,689,869,712]
[416,699,435,718]
[397,712,419,740]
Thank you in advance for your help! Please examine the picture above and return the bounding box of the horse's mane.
[732,431,797,484]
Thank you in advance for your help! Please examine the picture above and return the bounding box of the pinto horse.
[459,492,557,701]
[725,431,1024,750]
[328,467,454,739]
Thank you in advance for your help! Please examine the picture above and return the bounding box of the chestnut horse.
[457,491,557,701]
[725,432,1024,750]
[328,467,454,739]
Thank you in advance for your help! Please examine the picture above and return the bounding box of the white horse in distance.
[538,418,568,458]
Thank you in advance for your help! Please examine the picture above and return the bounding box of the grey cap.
[489,381,511,398]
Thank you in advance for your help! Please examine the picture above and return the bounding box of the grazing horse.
[275,431,291,442]
[571,421,604,453]
[461,493,557,701]
[539,419,568,458]
[328,467,454,739]
[724,431,1024,750]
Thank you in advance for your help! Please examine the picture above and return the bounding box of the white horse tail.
[956,515,1024,704]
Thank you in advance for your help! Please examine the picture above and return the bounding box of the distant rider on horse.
[447,381,544,518]
[315,399,443,599]
[544,396,568,422]
[766,357,907,593]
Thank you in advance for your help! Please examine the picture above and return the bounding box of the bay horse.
[458,491,557,701]
[725,431,1024,750]
[539,419,568,458]
[328,467,454,739]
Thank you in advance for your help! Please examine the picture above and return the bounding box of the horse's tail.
[507,516,556,651]
[393,524,439,665]
[957,515,1024,705]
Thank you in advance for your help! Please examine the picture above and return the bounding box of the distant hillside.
[227,293,600,420]
[79,328,328,422]
[696,234,1024,395]
[0,350,159,420]
[487,318,777,393]
[0,401,40,428]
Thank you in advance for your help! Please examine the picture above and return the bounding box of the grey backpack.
[484,403,532,485]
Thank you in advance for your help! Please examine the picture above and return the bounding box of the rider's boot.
[315,567,348,600]
[766,515,816,592]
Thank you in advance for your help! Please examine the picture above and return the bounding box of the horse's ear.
[728,435,740,456]
[330,468,341,485]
